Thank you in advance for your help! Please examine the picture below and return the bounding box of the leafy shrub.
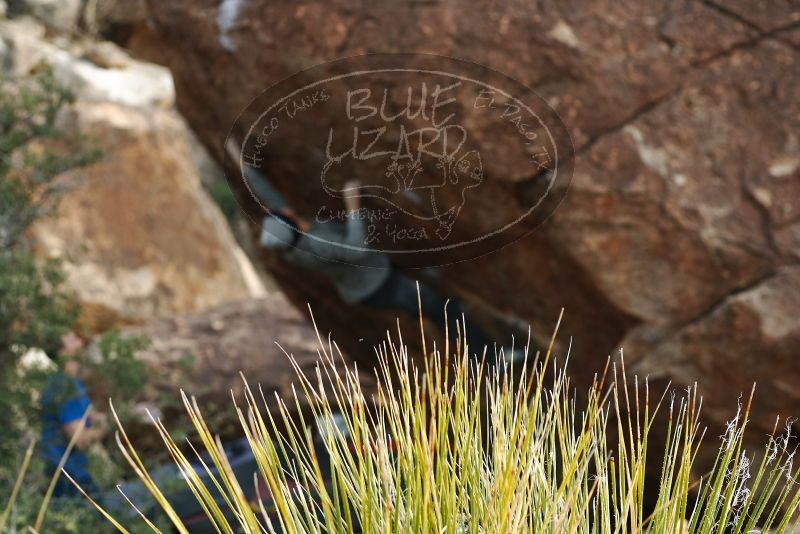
[0,68,147,533]
[0,66,91,481]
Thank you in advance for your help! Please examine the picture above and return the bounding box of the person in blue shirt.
[40,331,107,499]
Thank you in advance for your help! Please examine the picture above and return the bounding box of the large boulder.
[30,100,266,332]
[1,18,266,332]
[126,0,799,459]
[6,0,82,33]
[0,18,174,108]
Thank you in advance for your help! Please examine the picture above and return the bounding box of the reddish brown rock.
[125,0,800,460]
[628,266,800,465]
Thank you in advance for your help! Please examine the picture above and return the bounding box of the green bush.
[0,66,89,475]
[0,68,148,533]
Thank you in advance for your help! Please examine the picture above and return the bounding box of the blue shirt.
[40,374,92,481]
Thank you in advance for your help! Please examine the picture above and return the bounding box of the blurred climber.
[40,331,108,500]
[225,138,500,363]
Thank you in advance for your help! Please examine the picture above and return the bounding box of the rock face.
[7,0,82,32]
[120,296,369,424]
[0,18,174,108]
[128,0,799,461]
[634,266,800,424]
[31,101,266,331]
[6,0,147,34]
[1,18,266,332]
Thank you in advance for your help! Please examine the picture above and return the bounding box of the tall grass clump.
[81,315,800,533]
